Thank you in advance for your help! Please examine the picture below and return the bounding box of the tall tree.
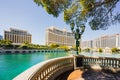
[34,0,120,30]
[34,0,120,54]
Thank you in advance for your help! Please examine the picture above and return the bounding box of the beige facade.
[81,40,91,49]
[4,28,32,44]
[118,34,120,48]
[46,27,75,46]
[81,34,120,49]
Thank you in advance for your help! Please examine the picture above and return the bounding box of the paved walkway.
[67,69,120,80]
[67,70,84,80]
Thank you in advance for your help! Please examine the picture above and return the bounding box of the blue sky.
[0,0,120,45]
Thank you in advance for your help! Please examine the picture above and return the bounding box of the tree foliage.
[49,43,59,49]
[111,47,119,53]
[84,48,90,52]
[98,48,103,53]
[0,40,13,48]
[34,0,120,31]
[59,46,70,51]
[34,0,72,17]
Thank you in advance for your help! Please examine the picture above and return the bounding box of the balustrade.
[76,56,120,69]
[13,57,74,80]
[14,55,120,80]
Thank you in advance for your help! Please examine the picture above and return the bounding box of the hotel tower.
[81,34,120,49]
[46,27,75,47]
[4,28,32,45]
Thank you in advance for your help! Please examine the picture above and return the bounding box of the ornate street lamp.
[70,22,85,55]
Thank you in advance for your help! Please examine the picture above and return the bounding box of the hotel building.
[4,28,32,45]
[81,40,93,49]
[118,34,120,48]
[81,34,120,49]
[46,27,75,47]
[0,35,3,40]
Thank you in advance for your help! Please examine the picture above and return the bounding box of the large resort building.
[46,27,75,47]
[81,34,120,49]
[4,28,32,45]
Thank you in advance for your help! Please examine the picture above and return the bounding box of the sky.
[0,0,120,45]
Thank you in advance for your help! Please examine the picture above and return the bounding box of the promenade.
[68,69,120,80]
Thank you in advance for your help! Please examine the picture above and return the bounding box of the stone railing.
[13,55,120,80]
[13,56,74,80]
[76,56,120,69]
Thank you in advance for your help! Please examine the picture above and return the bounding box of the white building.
[117,34,120,48]
[4,28,32,45]
[46,27,75,47]
[81,34,120,49]
[81,40,93,49]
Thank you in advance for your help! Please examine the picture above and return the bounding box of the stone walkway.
[67,69,120,80]
[67,70,84,80]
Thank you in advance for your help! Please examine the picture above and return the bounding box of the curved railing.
[13,55,120,80]
[13,56,74,80]
[76,56,120,69]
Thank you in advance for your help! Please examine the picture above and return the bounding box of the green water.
[0,52,69,80]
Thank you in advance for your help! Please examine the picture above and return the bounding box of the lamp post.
[70,22,85,55]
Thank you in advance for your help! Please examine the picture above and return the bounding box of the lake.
[0,52,70,80]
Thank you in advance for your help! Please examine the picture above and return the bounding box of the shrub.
[84,48,90,52]
[98,48,103,53]
[59,46,70,51]
[111,48,118,53]
[49,43,59,49]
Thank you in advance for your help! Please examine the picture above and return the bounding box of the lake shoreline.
[0,49,65,54]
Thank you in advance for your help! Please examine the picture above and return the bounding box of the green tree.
[98,48,103,53]
[39,45,49,50]
[0,40,13,49]
[0,40,3,47]
[49,43,59,49]
[85,48,90,52]
[111,47,118,53]
[59,46,70,51]
[84,48,90,52]
[34,0,120,54]
[34,0,120,30]
[20,42,30,49]
[71,46,76,51]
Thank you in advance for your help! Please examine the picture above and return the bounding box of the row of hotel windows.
[5,31,30,36]
[48,29,74,37]
[5,34,31,43]
[4,28,32,44]
[81,34,120,48]
[46,32,75,46]
[46,27,75,46]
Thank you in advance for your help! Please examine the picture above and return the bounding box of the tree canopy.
[34,0,120,31]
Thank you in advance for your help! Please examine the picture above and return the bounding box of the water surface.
[0,52,69,80]
[80,52,120,58]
